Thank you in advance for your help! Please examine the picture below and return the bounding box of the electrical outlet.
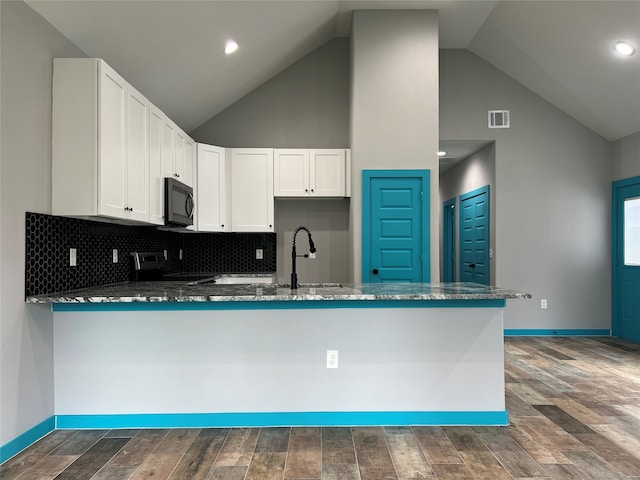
[112,249,118,263]
[327,350,338,369]
[256,248,263,259]
[69,248,77,267]
[541,299,548,309]
[309,252,316,259]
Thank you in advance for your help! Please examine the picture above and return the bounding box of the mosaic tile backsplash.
[25,212,277,296]
[182,233,276,274]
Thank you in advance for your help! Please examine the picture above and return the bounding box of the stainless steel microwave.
[164,177,194,227]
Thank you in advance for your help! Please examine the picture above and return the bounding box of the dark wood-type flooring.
[2,336,640,480]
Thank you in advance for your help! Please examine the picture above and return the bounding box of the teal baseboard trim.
[504,329,611,337]
[56,410,508,429]
[52,299,506,312]
[0,416,55,465]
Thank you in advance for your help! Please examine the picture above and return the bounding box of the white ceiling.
[26,0,640,144]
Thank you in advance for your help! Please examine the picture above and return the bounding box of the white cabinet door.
[125,84,150,222]
[184,137,195,188]
[274,149,309,197]
[161,118,175,180]
[196,143,227,232]
[173,128,187,184]
[310,149,346,197]
[98,60,127,218]
[230,148,274,232]
[148,105,164,225]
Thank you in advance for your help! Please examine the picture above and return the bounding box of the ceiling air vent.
[488,110,510,128]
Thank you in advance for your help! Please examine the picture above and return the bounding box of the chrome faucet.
[291,226,316,289]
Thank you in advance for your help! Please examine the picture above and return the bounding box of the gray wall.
[350,10,440,283]
[275,199,350,284]
[191,38,351,283]
[0,1,87,447]
[441,49,612,331]
[439,142,496,285]
[612,131,640,181]
[190,38,350,148]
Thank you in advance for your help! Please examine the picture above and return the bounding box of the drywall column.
[350,10,439,283]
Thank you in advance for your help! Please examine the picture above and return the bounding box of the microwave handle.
[186,192,194,219]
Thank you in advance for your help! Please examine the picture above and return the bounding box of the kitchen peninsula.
[28,282,529,429]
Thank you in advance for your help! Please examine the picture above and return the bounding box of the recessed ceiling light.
[614,41,636,56]
[224,40,239,55]
[438,151,447,157]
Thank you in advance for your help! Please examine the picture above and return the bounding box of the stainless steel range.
[130,251,167,281]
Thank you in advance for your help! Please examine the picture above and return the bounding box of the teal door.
[363,170,430,283]
[443,198,456,282]
[613,177,640,343]
[460,186,490,285]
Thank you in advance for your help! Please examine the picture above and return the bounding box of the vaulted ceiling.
[26,0,640,144]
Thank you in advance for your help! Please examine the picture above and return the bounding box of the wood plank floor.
[2,336,640,480]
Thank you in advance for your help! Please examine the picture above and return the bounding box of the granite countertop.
[26,281,531,304]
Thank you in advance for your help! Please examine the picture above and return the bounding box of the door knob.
[469,263,476,269]
[372,268,379,275]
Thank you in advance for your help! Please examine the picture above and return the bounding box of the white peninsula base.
[53,303,507,428]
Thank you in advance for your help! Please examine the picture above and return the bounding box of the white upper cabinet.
[196,143,227,232]
[274,149,349,197]
[184,137,196,188]
[160,117,176,181]
[148,105,165,225]
[53,58,196,225]
[52,58,150,223]
[167,125,194,188]
[230,148,274,232]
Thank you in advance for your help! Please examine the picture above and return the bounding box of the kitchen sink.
[186,274,276,285]
[273,283,345,289]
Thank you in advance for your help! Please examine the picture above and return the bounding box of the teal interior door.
[443,198,456,282]
[460,186,490,285]
[613,177,640,343]
[363,170,430,283]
